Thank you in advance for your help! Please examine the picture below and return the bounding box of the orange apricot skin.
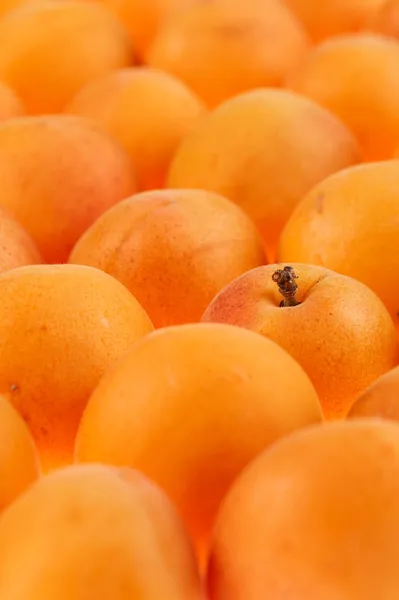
[202,263,399,419]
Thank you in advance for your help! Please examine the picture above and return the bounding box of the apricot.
[0,115,136,263]
[208,419,399,600]
[0,394,40,512]
[370,0,399,38]
[348,366,399,421]
[75,322,322,563]
[69,189,266,328]
[0,206,41,273]
[0,0,134,114]
[278,161,399,330]
[167,89,361,259]
[93,0,201,62]
[0,81,24,120]
[202,263,398,419]
[284,0,384,42]
[66,67,206,190]
[287,34,399,160]
[0,264,153,470]
[0,464,203,599]
[147,1,310,108]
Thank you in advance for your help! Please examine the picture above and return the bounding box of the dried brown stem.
[272,266,300,307]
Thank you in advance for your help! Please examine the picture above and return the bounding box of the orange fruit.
[208,419,399,600]
[284,0,384,42]
[202,263,398,419]
[287,34,399,160]
[0,81,24,120]
[75,322,322,563]
[147,1,310,108]
[0,115,136,263]
[348,366,399,421]
[369,0,399,39]
[0,394,40,512]
[0,0,134,114]
[0,206,41,273]
[167,89,361,259]
[69,189,266,328]
[93,0,201,62]
[0,264,153,471]
[278,161,399,331]
[66,67,206,190]
[0,464,203,599]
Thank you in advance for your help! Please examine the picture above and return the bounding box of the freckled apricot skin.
[202,263,399,419]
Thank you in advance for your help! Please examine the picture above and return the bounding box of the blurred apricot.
[0,264,153,470]
[203,263,398,419]
[0,115,136,263]
[0,206,41,273]
[66,67,205,190]
[0,81,24,120]
[147,2,310,108]
[167,89,361,259]
[278,161,399,330]
[288,34,399,160]
[368,0,399,38]
[69,189,266,328]
[75,322,322,563]
[94,0,201,61]
[0,464,203,599]
[284,0,384,42]
[348,366,399,421]
[0,394,40,512]
[0,0,134,114]
[208,419,399,600]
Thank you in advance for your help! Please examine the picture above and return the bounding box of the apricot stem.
[272,266,300,307]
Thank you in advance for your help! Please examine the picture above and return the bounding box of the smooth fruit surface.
[0,464,203,599]
[288,34,399,160]
[278,161,399,330]
[167,89,361,259]
[0,394,40,512]
[0,0,134,114]
[348,365,399,421]
[69,189,266,328]
[0,264,153,470]
[148,2,310,108]
[208,419,399,600]
[67,67,206,190]
[203,263,398,419]
[0,115,136,263]
[0,206,41,273]
[75,322,321,561]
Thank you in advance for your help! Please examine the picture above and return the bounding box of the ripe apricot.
[0,115,136,263]
[202,263,398,419]
[348,366,399,421]
[94,0,201,62]
[284,0,384,42]
[0,464,202,599]
[369,0,399,38]
[0,81,24,120]
[208,419,399,600]
[0,394,40,512]
[69,189,266,328]
[0,206,41,273]
[147,2,310,108]
[75,322,322,563]
[66,67,206,190]
[0,264,153,470]
[167,89,361,259]
[278,161,399,330]
[0,0,134,114]
[287,34,399,160]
